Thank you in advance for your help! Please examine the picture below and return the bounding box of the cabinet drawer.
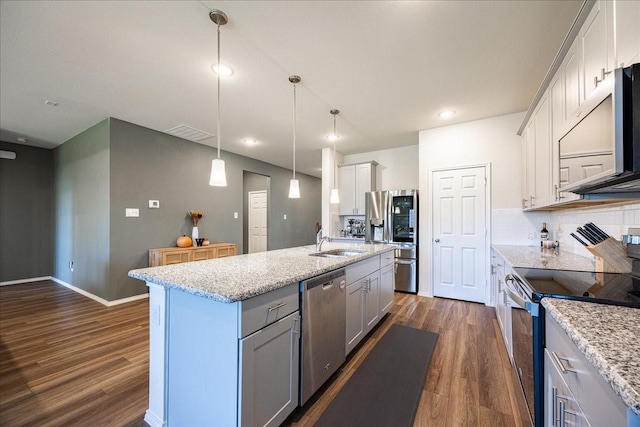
[380,251,394,268]
[192,248,216,261]
[217,245,236,258]
[544,349,589,427]
[240,283,299,338]
[346,255,380,284]
[545,312,627,426]
[163,250,191,265]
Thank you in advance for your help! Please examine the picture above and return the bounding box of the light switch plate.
[234,212,238,219]
[283,214,287,220]
[126,208,139,217]
[149,200,159,208]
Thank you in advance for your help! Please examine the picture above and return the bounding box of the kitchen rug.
[315,324,438,427]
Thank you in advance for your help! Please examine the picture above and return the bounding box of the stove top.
[513,267,640,308]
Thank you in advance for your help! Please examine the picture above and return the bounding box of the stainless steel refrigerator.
[365,190,418,293]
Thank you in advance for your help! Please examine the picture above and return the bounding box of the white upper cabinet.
[533,93,552,208]
[613,0,640,68]
[338,162,376,216]
[580,0,614,103]
[563,39,581,123]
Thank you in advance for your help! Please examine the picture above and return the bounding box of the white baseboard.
[417,290,432,298]
[144,409,166,427]
[1,276,148,306]
[0,276,52,286]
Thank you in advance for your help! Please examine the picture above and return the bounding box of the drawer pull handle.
[551,351,577,374]
[268,302,287,312]
[552,387,558,426]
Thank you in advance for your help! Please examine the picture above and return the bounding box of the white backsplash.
[492,202,640,260]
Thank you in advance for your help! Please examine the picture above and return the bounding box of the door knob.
[435,239,440,242]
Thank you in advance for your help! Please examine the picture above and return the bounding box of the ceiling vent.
[165,125,214,142]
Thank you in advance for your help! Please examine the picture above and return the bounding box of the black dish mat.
[315,324,439,427]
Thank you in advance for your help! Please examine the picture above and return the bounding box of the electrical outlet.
[125,208,139,217]
[69,261,74,272]
[149,200,159,209]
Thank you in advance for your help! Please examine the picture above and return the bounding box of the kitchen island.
[129,242,395,427]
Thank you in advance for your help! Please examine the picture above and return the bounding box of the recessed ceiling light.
[439,110,455,119]
[44,100,59,106]
[211,63,234,77]
[244,138,257,145]
[326,134,339,141]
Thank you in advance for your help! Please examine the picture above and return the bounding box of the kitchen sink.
[309,249,365,258]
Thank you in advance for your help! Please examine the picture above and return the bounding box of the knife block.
[585,237,633,273]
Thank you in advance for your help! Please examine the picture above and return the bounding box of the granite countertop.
[129,242,394,303]
[542,298,640,415]
[493,244,594,271]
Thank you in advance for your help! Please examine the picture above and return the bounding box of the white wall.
[418,112,525,297]
[343,145,419,190]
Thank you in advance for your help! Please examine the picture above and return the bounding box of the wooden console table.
[149,243,238,267]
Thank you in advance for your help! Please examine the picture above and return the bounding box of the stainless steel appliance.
[559,63,640,194]
[299,269,346,404]
[364,191,390,243]
[505,265,639,426]
[365,190,418,293]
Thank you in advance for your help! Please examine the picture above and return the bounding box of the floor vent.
[165,125,214,142]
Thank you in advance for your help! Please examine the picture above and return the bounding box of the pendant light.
[329,109,340,204]
[288,75,301,198]
[209,9,228,187]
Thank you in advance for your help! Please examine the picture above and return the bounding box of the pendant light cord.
[292,83,297,179]
[333,114,337,185]
[216,23,221,160]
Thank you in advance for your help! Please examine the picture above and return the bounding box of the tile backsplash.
[492,202,640,259]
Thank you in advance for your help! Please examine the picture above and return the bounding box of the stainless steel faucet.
[316,229,330,252]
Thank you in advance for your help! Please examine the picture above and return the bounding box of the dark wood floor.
[1,280,524,426]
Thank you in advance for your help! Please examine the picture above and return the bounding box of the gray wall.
[109,118,321,300]
[0,141,53,282]
[53,119,111,298]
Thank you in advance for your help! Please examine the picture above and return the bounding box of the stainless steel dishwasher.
[300,268,346,405]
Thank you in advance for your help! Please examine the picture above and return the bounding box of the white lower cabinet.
[544,349,589,427]
[363,271,380,331]
[240,312,300,427]
[545,311,631,427]
[345,251,394,356]
[345,278,366,355]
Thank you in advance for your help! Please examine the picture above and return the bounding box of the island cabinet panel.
[379,263,395,315]
[148,243,237,267]
[545,311,628,427]
[345,278,366,355]
[239,312,299,427]
[160,283,299,427]
[363,272,380,331]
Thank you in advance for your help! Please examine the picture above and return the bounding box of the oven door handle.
[505,274,539,317]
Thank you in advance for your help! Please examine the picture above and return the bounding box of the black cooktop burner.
[513,267,640,308]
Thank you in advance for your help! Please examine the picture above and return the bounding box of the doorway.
[243,171,270,254]
[248,190,267,253]
[431,164,490,303]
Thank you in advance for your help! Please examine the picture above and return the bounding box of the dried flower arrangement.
[188,210,204,227]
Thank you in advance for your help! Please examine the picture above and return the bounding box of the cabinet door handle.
[551,351,577,374]
[292,316,299,336]
[268,302,287,312]
[559,399,566,427]
[594,67,612,87]
[530,195,535,207]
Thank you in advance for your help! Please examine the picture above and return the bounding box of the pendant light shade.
[329,109,340,204]
[209,9,228,187]
[209,158,227,186]
[289,75,301,198]
[289,179,301,198]
[330,188,340,204]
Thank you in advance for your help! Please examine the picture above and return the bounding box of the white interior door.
[432,166,488,303]
[248,190,267,253]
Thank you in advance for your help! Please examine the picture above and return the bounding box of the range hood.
[572,172,640,195]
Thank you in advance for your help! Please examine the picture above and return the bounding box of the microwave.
[558,63,639,194]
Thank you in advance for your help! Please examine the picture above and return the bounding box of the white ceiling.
[0,0,582,177]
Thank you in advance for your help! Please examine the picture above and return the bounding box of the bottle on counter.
[540,222,549,246]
